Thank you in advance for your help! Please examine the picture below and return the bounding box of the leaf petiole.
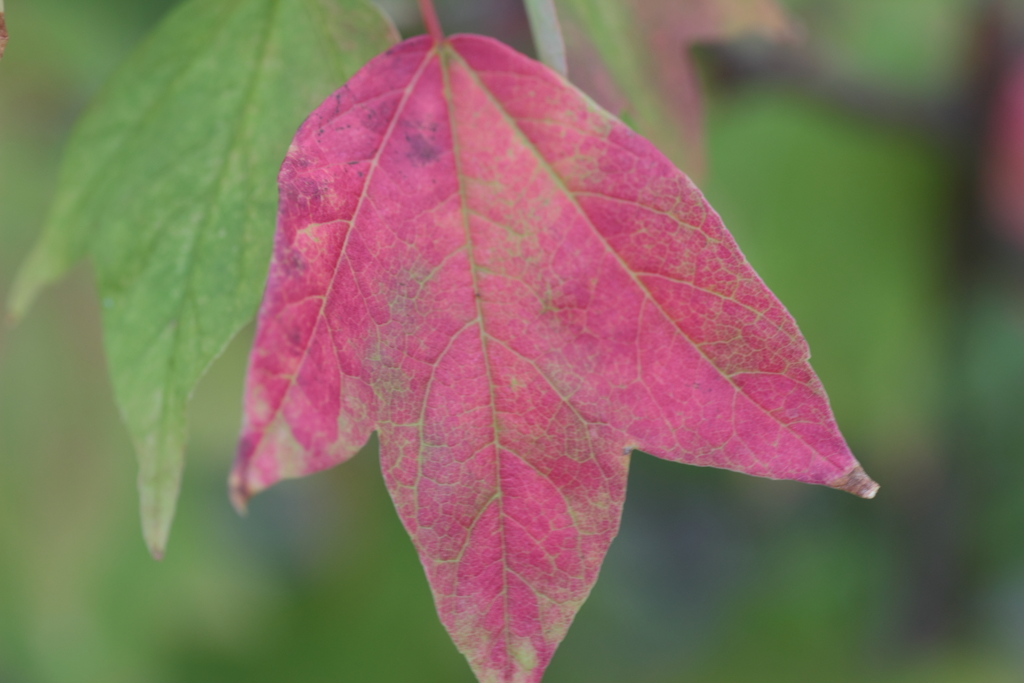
[417,0,444,44]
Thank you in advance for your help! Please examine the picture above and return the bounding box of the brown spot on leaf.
[282,247,306,275]
[405,130,440,165]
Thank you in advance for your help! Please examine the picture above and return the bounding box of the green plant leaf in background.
[555,0,795,176]
[6,0,397,559]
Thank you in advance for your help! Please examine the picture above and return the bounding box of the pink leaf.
[232,34,876,683]
[640,0,799,175]
[560,0,799,176]
[985,53,1024,247]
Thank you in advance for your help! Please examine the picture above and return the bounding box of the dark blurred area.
[3,0,1024,681]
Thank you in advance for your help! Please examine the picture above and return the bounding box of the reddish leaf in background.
[639,0,796,173]
[232,30,876,683]
[0,1,8,61]
[985,53,1024,247]
[563,0,798,176]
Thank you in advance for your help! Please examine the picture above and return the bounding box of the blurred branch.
[701,1,1024,281]
[701,40,967,147]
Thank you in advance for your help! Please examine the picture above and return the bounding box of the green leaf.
[7,0,397,559]
[524,0,567,76]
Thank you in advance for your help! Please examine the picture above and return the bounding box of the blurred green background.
[2,0,1024,681]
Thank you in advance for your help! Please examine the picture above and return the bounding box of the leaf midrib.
[441,42,612,677]
[439,44,517,677]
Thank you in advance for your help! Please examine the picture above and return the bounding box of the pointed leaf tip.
[140,495,173,561]
[6,241,62,325]
[228,468,251,516]
[136,429,187,561]
[830,465,879,499]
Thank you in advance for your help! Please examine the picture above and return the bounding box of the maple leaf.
[556,0,798,175]
[231,27,877,683]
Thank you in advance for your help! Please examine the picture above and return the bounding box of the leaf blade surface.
[234,33,875,683]
[8,0,397,557]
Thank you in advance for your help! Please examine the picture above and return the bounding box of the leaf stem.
[418,0,444,44]
[523,0,567,77]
